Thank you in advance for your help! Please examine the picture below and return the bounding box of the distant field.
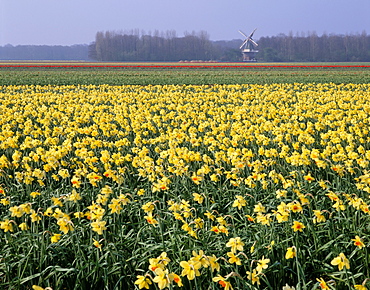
[1,61,369,85]
[1,61,370,67]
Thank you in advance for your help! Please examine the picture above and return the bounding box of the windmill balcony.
[242,49,259,53]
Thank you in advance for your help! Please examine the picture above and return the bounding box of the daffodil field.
[1,64,370,290]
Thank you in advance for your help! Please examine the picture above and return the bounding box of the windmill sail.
[239,28,258,61]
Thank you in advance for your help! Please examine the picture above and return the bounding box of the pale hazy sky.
[1,0,369,46]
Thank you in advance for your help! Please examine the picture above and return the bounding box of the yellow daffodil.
[352,236,365,249]
[93,238,102,250]
[330,252,350,270]
[291,221,305,232]
[144,212,159,227]
[169,272,183,287]
[316,278,329,289]
[285,246,297,259]
[312,210,326,223]
[9,206,25,218]
[207,254,220,272]
[354,285,367,290]
[226,251,242,265]
[91,220,106,235]
[254,202,266,213]
[16,221,27,231]
[134,275,152,289]
[232,195,247,210]
[0,219,14,232]
[212,275,234,290]
[246,269,260,285]
[153,268,170,289]
[192,192,204,204]
[30,209,42,223]
[179,260,201,280]
[226,237,244,253]
[304,173,315,182]
[256,256,270,273]
[50,233,62,243]
[30,191,41,198]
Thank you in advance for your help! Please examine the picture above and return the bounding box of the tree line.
[88,30,370,62]
[88,30,224,61]
[1,30,369,62]
[258,31,370,62]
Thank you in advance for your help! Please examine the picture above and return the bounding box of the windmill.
[239,29,258,61]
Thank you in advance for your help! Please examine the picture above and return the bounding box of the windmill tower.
[239,29,259,61]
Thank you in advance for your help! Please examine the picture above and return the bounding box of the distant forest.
[259,31,370,62]
[1,30,369,62]
[0,44,90,61]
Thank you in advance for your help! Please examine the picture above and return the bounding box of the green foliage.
[0,64,370,86]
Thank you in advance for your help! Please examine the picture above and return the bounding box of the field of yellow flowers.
[1,83,370,290]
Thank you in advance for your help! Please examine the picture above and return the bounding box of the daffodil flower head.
[352,236,365,249]
[246,269,260,285]
[91,220,106,235]
[256,256,270,273]
[353,285,367,290]
[212,275,234,290]
[226,251,242,265]
[93,238,102,250]
[285,246,297,259]
[291,221,305,232]
[226,237,244,253]
[169,272,183,287]
[153,268,170,290]
[316,278,330,290]
[51,233,62,243]
[330,252,350,270]
[134,275,152,289]
[0,219,14,232]
[179,260,201,280]
[207,254,220,272]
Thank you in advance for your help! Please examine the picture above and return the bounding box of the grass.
[0,61,369,85]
